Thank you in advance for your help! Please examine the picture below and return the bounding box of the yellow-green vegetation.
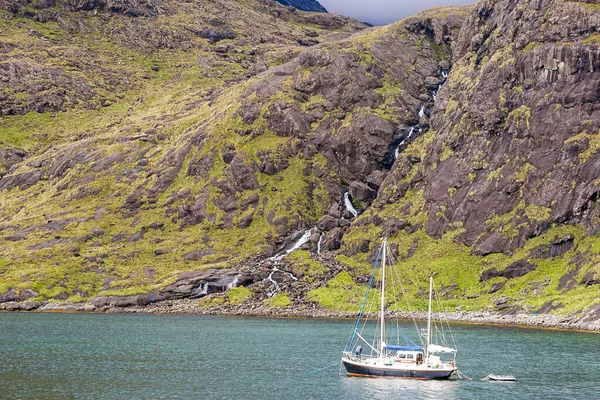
[565,130,600,163]
[307,271,381,312]
[227,287,253,305]
[313,220,600,315]
[515,163,535,182]
[506,105,532,130]
[288,251,328,283]
[524,204,551,223]
[265,293,292,308]
[198,295,225,309]
[0,0,365,299]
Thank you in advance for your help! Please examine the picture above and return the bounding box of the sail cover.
[428,344,457,353]
[384,345,423,352]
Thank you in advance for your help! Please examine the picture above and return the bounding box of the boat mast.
[380,239,387,356]
[426,275,433,364]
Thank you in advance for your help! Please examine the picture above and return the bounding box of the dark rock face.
[0,289,38,303]
[0,171,42,190]
[274,0,327,13]
[159,269,253,300]
[374,0,600,257]
[480,260,536,282]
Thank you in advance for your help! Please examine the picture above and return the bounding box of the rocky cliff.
[0,0,598,325]
[274,0,327,13]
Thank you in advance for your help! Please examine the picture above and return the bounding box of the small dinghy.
[482,374,516,381]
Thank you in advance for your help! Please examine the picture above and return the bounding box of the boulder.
[90,294,163,308]
[316,215,339,231]
[349,181,377,201]
[0,288,38,303]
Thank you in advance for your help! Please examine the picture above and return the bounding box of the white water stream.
[317,232,324,254]
[268,228,314,261]
[344,192,358,218]
[267,267,298,297]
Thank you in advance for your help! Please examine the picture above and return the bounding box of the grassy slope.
[0,1,364,299]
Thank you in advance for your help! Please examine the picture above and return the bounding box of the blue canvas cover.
[384,345,423,352]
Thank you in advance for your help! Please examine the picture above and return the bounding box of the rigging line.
[355,331,381,355]
[387,245,418,347]
[433,279,457,350]
[346,246,382,352]
[400,267,425,347]
[306,361,341,375]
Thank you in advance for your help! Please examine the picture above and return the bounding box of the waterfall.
[268,228,314,261]
[226,276,239,290]
[317,232,324,254]
[418,106,426,119]
[344,192,358,218]
[442,70,448,79]
[288,229,311,253]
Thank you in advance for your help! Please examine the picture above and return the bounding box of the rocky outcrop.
[274,0,327,13]
[159,270,253,300]
[90,294,163,308]
[410,0,600,255]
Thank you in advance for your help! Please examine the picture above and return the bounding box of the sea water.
[0,313,598,399]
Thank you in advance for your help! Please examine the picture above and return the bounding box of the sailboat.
[341,239,458,379]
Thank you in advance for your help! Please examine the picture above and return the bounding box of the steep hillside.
[341,0,600,320]
[0,0,367,299]
[0,0,599,327]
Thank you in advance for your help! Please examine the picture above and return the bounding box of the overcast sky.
[318,0,477,26]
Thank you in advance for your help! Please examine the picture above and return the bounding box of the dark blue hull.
[342,359,455,380]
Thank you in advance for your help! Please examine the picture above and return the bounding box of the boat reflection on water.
[340,375,460,400]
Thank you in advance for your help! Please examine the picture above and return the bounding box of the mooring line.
[305,362,341,375]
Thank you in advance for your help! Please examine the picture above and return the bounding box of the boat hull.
[342,359,455,380]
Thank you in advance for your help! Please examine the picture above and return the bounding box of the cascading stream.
[393,68,448,160]
[268,228,314,261]
[344,192,359,218]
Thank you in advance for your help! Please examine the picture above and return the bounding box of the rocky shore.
[2,298,599,333]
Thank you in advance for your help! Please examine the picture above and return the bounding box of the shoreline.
[2,299,599,333]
